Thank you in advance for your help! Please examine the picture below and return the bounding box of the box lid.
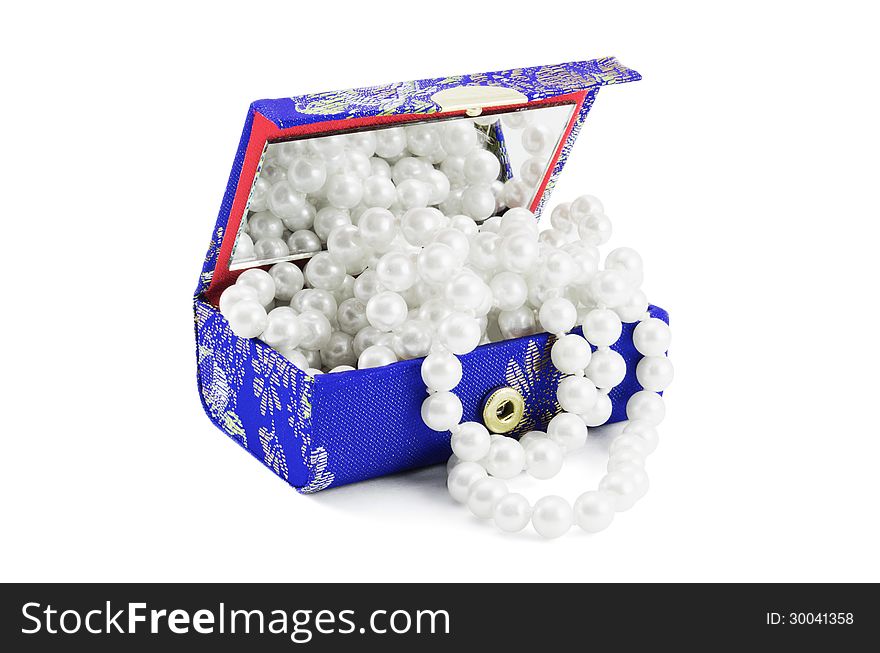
[198,57,640,301]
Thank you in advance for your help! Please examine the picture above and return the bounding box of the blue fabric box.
[194,58,667,492]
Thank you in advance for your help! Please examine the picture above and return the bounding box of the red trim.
[205,92,587,305]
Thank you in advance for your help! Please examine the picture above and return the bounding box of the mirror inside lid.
[230,103,576,271]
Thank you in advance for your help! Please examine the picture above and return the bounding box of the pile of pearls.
[230,111,557,267]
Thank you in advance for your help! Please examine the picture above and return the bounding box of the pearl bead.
[336,298,369,336]
[248,177,271,213]
[521,123,554,155]
[489,271,528,312]
[615,289,649,323]
[309,135,345,159]
[451,421,491,462]
[352,326,390,357]
[550,202,573,232]
[366,291,408,332]
[374,127,407,158]
[224,299,268,338]
[444,271,488,313]
[219,283,260,314]
[499,232,539,274]
[492,493,531,533]
[432,227,470,263]
[632,317,671,356]
[626,390,666,425]
[569,194,604,220]
[260,307,302,349]
[320,331,356,368]
[546,411,588,450]
[358,344,398,369]
[447,461,487,503]
[605,246,644,287]
[463,149,501,185]
[583,308,623,347]
[538,297,577,335]
[610,433,650,458]
[516,431,545,451]
[325,173,363,209]
[247,211,285,241]
[598,471,641,512]
[497,305,537,339]
[520,156,546,186]
[358,208,397,252]
[345,132,377,156]
[253,238,289,260]
[376,251,417,292]
[401,207,444,246]
[446,453,461,474]
[267,181,308,221]
[330,364,356,373]
[420,350,463,391]
[502,111,531,130]
[540,249,578,288]
[287,156,327,194]
[417,298,453,326]
[573,491,616,533]
[279,347,310,370]
[304,252,346,291]
[361,175,397,209]
[485,437,526,479]
[326,224,366,271]
[539,229,568,249]
[585,349,626,389]
[531,495,573,539]
[313,207,352,242]
[588,269,632,308]
[501,180,531,209]
[296,309,332,350]
[425,169,451,205]
[232,233,255,261]
[550,334,591,374]
[397,178,431,210]
[442,121,477,156]
[524,438,564,479]
[556,375,598,414]
[417,242,459,285]
[468,232,501,271]
[405,124,440,156]
[607,453,645,472]
[564,241,600,285]
[391,319,433,359]
[577,212,612,246]
[291,289,337,323]
[236,268,276,305]
[288,229,322,255]
[461,185,496,220]
[467,477,509,519]
[268,262,305,302]
[623,419,659,454]
[636,355,674,392]
[421,391,463,431]
[438,312,481,355]
[580,392,613,426]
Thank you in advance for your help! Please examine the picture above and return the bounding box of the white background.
[2,1,878,583]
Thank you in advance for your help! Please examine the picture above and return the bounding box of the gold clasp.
[482,387,526,434]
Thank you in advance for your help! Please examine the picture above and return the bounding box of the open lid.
[198,57,640,302]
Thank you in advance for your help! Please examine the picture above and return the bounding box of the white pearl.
[438,312,481,355]
[485,437,526,479]
[615,289,649,323]
[346,132,377,156]
[564,241,600,285]
[492,493,531,533]
[569,194,604,220]
[445,271,488,313]
[232,232,255,261]
[550,202,573,232]
[365,291,408,332]
[550,334,591,374]
[236,268,276,305]
[583,308,623,347]
[540,249,579,288]
[461,185,496,220]
[326,224,366,271]
[405,124,440,156]
[636,356,674,391]
[304,252,346,291]
[358,344,398,369]
[352,326,390,357]
[446,453,461,474]
[546,412,588,450]
[626,391,666,425]
[224,299,268,338]
[520,156,546,186]
[401,207,444,246]
[489,271,528,311]
[517,430,547,451]
[580,392,613,426]
[358,208,397,252]
[343,150,372,178]
[219,283,260,314]
[247,211,285,241]
[432,227,471,263]
[524,438,564,479]
[589,270,631,308]
[521,124,554,155]
[425,169,451,205]
[623,419,659,454]
[309,135,345,159]
[577,212,612,246]
[539,229,568,249]
[502,111,531,130]
[497,305,537,339]
[468,232,501,271]
[605,246,644,287]
[296,309,332,350]
[501,180,532,208]
[336,298,368,335]
[499,231,539,274]
[556,375,598,414]
[330,364,356,373]
[287,156,327,194]
[391,319,433,359]
[268,262,305,302]
[463,149,501,185]
[538,297,577,335]
[267,181,308,221]
[531,495,573,539]
[467,477,509,519]
[573,491,616,533]
[442,121,477,156]
[610,433,650,458]
[253,237,289,260]
[374,128,407,159]
[288,229,322,255]
[421,391,463,431]
[417,243,459,285]
[632,318,671,356]
[248,177,271,213]
[397,179,432,210]
[447,461,487,503]
[451,421,491,462]
[279,347,310,370]
[313,207,352,242]
[376,251,417,292]
[320,331,356,368]
[361,175,397,209]
[417,298,453,326]
[585,348,626,389]
[421,350,463,391]
[325,173,363,209]
[260,307,302,349]
[598,471,641,512]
